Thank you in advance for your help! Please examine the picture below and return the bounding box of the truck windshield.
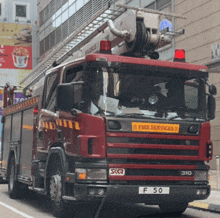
[87,67,206,121]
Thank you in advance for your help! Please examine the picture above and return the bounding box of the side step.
[32,188,46,195]
[62,196,77,201]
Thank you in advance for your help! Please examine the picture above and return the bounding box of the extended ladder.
[20,1,125,90]
[21,1,186,93]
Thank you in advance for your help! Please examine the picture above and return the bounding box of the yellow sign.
[132,122,180,133]
[18,69,32,89]
[0,23,32,46]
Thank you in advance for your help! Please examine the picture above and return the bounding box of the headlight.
[148,95,158,105]
[196,189,208,195]
[75,168,107,180]
[194,171,208,181]
[75,168,87,180]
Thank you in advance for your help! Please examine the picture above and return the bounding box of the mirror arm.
[201,78,211,89]
[71,108,82,116]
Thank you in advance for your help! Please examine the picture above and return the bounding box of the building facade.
[0,0,38,24]
[0,0,38,73]
[37,0,174,62]
[175,0,220,169]
[0,0,38,140]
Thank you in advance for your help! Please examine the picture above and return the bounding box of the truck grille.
[107,148,198,156]
[107,132,200,184]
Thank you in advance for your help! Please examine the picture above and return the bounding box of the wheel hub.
[9,165,15,191]
[50,174,62,204]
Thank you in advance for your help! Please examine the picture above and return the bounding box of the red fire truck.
[0,4,216,217]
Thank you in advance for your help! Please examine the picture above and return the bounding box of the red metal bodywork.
[0,52,212,207]
[85,53,208,72]
[37,55,211,186]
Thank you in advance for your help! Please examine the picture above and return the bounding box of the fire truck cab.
[0,4,217,217]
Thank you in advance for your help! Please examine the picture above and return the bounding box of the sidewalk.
[188,170,220,213]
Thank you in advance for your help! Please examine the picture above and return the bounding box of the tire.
[8,157,21,199]
[159,202,188,216]
[50,166,68,217]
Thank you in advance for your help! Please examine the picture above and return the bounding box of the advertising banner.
[0,93,27,116]
[0,23,32,46]
[0,69,19,85]
[0,23,33,117]
[14,92,27,104]
[0,45,32,69]
[0,69,31,115]
[0,23,32,71]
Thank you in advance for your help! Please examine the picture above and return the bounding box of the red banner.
[0,45,32,69]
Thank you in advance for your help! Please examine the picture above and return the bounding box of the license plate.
[139,187,170,194]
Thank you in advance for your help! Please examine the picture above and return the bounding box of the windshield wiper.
[116,113,156,119]
[95,109,115,116]
[168,113,200,121]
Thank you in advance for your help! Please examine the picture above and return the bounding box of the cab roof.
[85,53,208,73]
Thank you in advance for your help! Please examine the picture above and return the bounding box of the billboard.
[0,23,33,115]
[0,45,32,69]
[0,23,32,69]
[0,116,1,137]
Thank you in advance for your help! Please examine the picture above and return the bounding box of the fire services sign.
[132,122,180,133]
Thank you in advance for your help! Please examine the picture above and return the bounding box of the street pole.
[216,155,219,190]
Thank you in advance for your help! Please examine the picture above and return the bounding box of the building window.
[13,2,30,20]
[0,0,5,18]
[142,0,172,10]
[16,5,26,17]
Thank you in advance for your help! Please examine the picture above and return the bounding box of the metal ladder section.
[21,3,186,91]
[117,4,186,19]
[117,4,186,37]
[21,0,126,90]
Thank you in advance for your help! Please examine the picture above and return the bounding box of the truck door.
[38,71,61,152]
[57,66,84,155]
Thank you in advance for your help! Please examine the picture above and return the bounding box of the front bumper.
[70,183,210,204]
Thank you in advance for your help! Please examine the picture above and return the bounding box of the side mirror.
[57,83,75,111]
[38,130,43,140]
[56,81,84,111]
[209,84,217,95]
[208,95,215,120]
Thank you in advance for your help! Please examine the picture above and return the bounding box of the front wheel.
[8,157,21,199]
[50,168,69,217]
[159,202,188,216]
